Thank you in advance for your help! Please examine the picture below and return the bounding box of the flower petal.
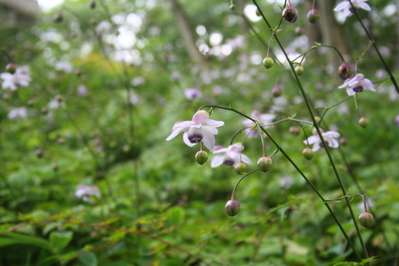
[211,155,225,168]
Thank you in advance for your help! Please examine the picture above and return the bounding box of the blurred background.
[0,0,399,265]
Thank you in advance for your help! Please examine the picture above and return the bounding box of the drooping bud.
[338,63,352,80]
[225,199,240,216]
[289,126,300,136]
[302,147,313,160]
[306,8,319,24]
[195,150,208,165]
[282,3,298,23]
[314,116,321,124]
[295,65,304,76]
[358,211,375,228]
[358,117,368,128]
[257,156,272,172]
[235,162,248,174]
[5,63,17,74]
[35,148,44,159]
[90,0,96,9]
[272,84,283,97]
[263,57,274,69]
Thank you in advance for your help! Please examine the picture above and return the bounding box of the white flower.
[304,130,340,152]
[166,110,224,150]
[334,0,371,22]
[0,66,31,90]
[75,185,101,202]
[184,88,202,101]
[242,111,275,138]
[339,73,375,96]
[8,107,28,120]
[211,143,251,168]
[279,176,294,189]
[77,85,88,96]
[54,60,73,73]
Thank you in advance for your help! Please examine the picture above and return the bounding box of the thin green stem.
[252,0,367,258]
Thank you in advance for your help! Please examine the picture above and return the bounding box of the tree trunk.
[169,0,207,68]
[319,0,350,64]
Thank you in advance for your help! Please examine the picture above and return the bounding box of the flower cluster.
[334,0,371,22]
[0,65,31,90]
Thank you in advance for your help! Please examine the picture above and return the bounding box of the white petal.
[334,1,350,12]
[206,119,224,127]
[211,155,225,168]
[201,131,215,150]
[192,110,209,124]
[240,154,252,164]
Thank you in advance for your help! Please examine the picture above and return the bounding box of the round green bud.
[263,57,274,69]
[257,156,272,172]
[235,162,248,174]
[295,65,304,76]
[195,150,208,165]
[225,199,240,216]
[358,211,375,228]
[302,147,314,160]
[306,8,319,24]
[5,63,16,74]
[358,117,368,128]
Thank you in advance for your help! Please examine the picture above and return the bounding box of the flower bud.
[225,199,240,216]
[257,156,272,172]
[289,126,300,136]
[306,8,319,24]
[314,116,321,124]
[302,147,313,160]
[295,65,304,76]
[358,211,375,228]
[338,63,352,80]
[235,162,248,174]
[5,63,17,74]
[195,150,208,165]
[282,5,298,23]
[90,0,96,9]
[262,57,274,69]
[358,117,368,128]
[272,85,283,97]
[35,148,44,159]
[54,13,64,23]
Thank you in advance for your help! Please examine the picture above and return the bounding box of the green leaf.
[79,251,98,266]
[49,231,73,252]
[0,232,52,251]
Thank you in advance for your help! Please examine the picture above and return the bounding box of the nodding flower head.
[338,63,353,80]
[211,143,251,168]
[184,88,202,101]
[334,0,371,22]
[339,73,375,96]
[75,184,101,202]
[304,130,340,152]
[282,1,298,23]
[166,110,224,150]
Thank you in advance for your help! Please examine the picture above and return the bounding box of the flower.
[184,88,202,101]
[75,184,101,202]
[304,130,340,152]
[395,114,399,127]
[242,111,275,138]
[77,85,88,96]
[0,65,31,90]
[8,107,28,120]
[334,0,371,22]
[166,110,224,150]
[339,73,375,96]
[211,143,251,168]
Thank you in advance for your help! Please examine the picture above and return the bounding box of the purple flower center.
[223,159,235,166]
[188,133,203,143]
[353,86,363,93]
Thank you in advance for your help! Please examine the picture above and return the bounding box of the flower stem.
[252,0,367,258]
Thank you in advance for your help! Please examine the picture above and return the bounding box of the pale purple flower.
[334,0,371,22]
[395,115,399,127]
[77,85,88,96]
[48,97,63,110]
[0,65,31,90]
[8,107,28,120]
[129,91,140,105]
[184,88,202,100]
[75,184,101,202]
[211,143,251,168]
[166,110,224,150]
[304,130,340,152]
[339,73,375,96]
[279,176,294,189]
[242,111,275,138]
[54,61,73,73]
[131,77,144,86]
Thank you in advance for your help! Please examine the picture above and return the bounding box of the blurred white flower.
[211,143,251,168]
[304,130,340,152]
[129,91,140,105]
[54,60,73,73]
[0,66,31,90]
[75,184,101,202]
[279,176,294,189]
[8,107,28,120]
[184,88,202,101]
[242,111,275,138]
[334,0,371,22]
[77,85,88,96]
